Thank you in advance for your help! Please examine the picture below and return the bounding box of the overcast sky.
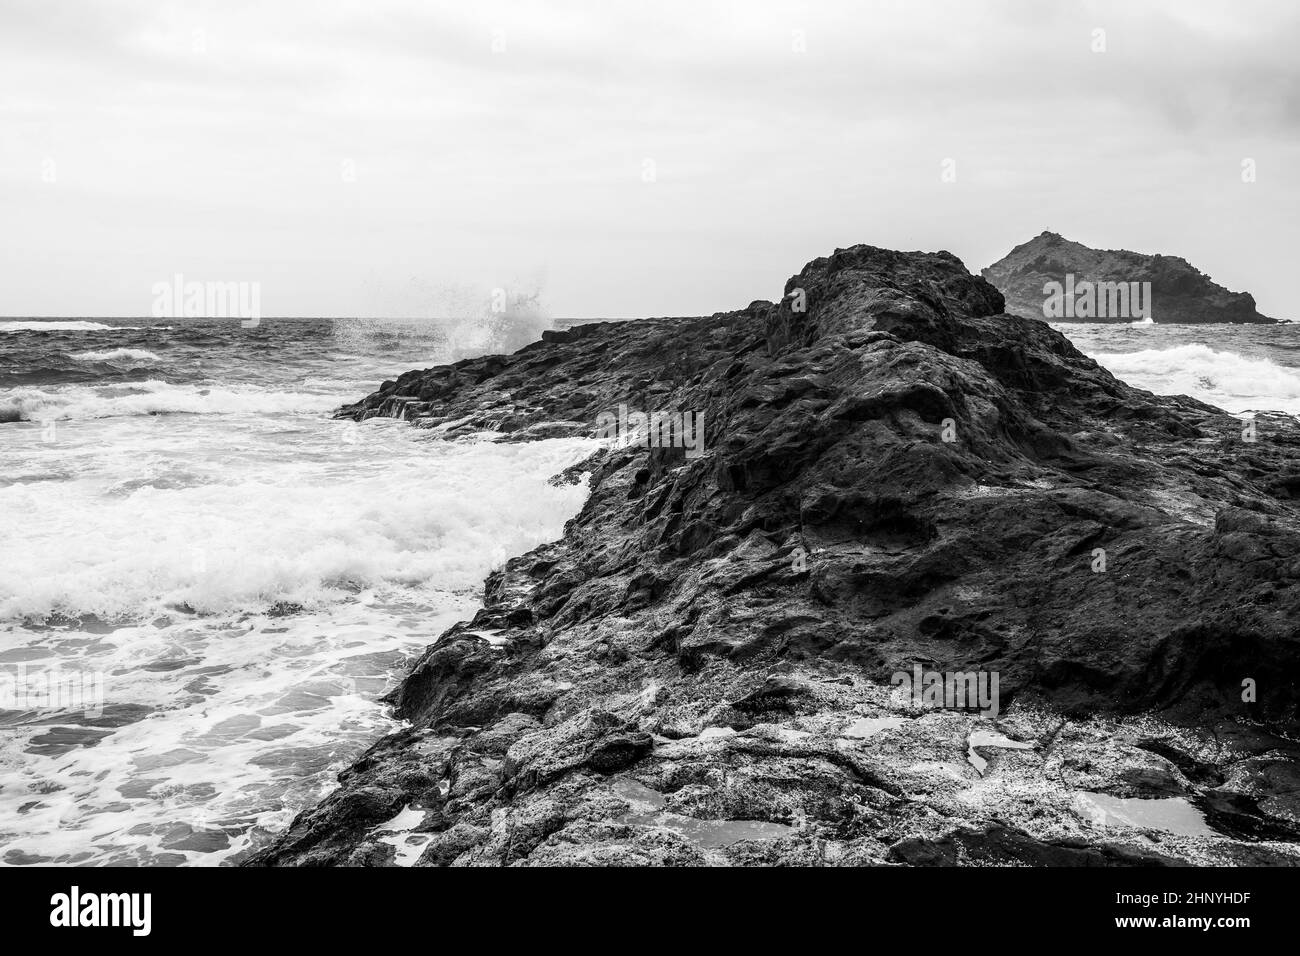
[2,0,1297,319]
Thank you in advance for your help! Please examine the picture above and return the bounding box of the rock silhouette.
[983,231,1276,324]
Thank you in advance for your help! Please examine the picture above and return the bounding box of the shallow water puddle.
[369,803,430,866]
[377,833,430,866]
[372,804,427,833]
[465,629,509,648]
[1075,792,1215,838]
[842,716,905,739]
[612,778,793,849]
[698,726,737,740]
[966,730,1034,774]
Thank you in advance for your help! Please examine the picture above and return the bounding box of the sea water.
[0,318,595,864]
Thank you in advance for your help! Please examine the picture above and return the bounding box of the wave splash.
[0,435,597,623]
[71,348,162,363]
[0,379,332,423]
[1094,343,1300,416]
[1,321,128,333]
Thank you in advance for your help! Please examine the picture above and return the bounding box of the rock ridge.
[249,242,1300,867]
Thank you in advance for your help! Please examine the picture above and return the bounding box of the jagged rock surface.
[982,231,1276,324]
[248,244,1300,867]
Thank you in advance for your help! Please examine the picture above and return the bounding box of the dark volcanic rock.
[982,231,1276,324]
[248,243,1300,867]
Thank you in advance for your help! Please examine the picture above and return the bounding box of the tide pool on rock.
[612,777,796,852]
[1074,792,1215,839]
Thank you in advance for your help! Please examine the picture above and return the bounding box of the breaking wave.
[1094,343,1300,416]
[0,380,332,423]
[1,321,127,333]
[71,348,162,363]
[0,434,596,622]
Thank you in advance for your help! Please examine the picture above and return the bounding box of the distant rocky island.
[983,231,1276,324]
[251,243,1300,867]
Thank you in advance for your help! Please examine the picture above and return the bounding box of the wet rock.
[415,823,490,867]
[892,825,1188,867]
[253,241,1300,867]
[584,733,654,774]
[1119,763,1189,797]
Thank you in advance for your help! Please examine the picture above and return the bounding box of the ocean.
[0,317,596,865]
[2,315,1299,866]
[1054,323,1300,418]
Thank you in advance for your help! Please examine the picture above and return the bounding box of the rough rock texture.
[983,231,1276,324]
[248,244,1300,867]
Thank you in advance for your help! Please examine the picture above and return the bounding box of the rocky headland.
[250,244,1300,867]
[983,231,1276,324]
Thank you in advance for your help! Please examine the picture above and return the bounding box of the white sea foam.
[0,411,598,864]
[0,379,331,423]
[71,348,162,363]
[1094,343,1300,416]
[1,321,125,332]
[1,429,596,622]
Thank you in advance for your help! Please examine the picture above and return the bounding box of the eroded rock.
[250,243,1300,867]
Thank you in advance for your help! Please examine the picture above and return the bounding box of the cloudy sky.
[2,0,1297,319]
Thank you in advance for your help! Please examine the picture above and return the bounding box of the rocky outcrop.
[248,243,1300,867]
[983,231,1276,324]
